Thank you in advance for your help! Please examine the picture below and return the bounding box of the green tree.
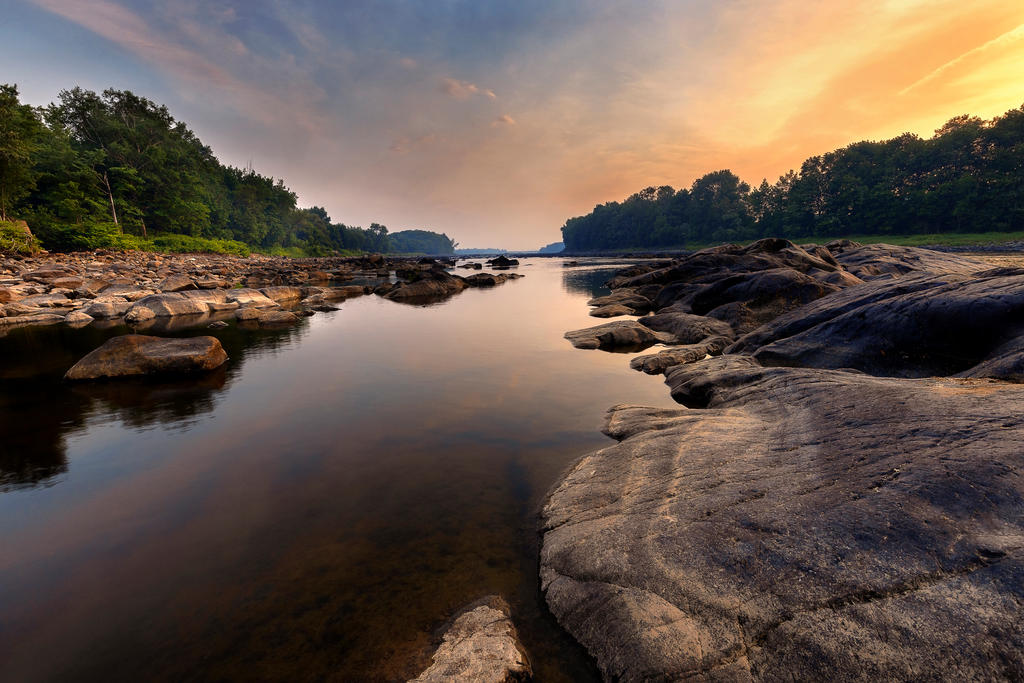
[0,84,44,221]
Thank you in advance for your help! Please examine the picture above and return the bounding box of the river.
[0,258,677,681]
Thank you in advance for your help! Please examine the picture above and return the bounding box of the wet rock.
[410,596,532,682]
[542,357,1024,681]
[463,273,522,287]
[384,271,467,301]
[64,334,228,380]
[564,320,674,351]
[0,287,17,303]
[208,320,229,329]
[486,255,519,268]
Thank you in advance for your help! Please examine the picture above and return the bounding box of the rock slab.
[541,357,1024,681]
[65,335,228,380]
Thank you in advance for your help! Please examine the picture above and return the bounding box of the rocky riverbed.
[548,239,1024,680]
[0,250,521,345]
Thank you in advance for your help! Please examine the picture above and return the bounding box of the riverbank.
[0,250,522,340]
[547,239,1024,679]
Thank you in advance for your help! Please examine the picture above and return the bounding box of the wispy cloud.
[493,114,516,126]
[440,78,496,99]
[899,22,1024,95]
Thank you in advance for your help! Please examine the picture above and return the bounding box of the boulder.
[86,298,131,319]
[260,286,304,303]
[127,293,209,318]
[729,269,1024,380]
[564,320,674,351]
[158,274,196,292]
[225,288,277,308]
[64,310,94,326]
[486,255,519,268]
[589,304,636,318]
[587,289,653,315]
[64,335,228,380]
[638,310,734,344]
[410,596,532,682]
[542,357,1024,681]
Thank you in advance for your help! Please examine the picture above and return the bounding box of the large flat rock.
[541,357,1024,680]
[64,334,228,380]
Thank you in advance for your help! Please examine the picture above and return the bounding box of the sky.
[3,0,1023,249]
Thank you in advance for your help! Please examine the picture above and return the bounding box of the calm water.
[0,258,676,682]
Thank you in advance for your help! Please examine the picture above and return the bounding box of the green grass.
[0,220,41,255]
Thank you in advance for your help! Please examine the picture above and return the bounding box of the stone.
[0,313,65,328]
[638,309,734,344]
[260,286,305,302]
[728,269,1024,380]
[158,274,197,292]
[0,287,17,303]
[123,306,156,325]
[64,310,94,326]
[65,335,228,380]
[208,320,229,329]
[541,357,1024,681]
[564,320,674,351]
[410,596,532,682]
[225,288,277,308]
[629,335,730,374]
[255,310,299,327]
[127,293,210,318]
[86,298,131,319]
[486,255,519,268]
[589,304,635,318]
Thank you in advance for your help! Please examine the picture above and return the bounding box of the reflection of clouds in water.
[0,317,312,491]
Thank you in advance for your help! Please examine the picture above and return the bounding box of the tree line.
[0,84,456,255]
[561,104,1024,251]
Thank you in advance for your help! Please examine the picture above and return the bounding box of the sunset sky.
[4,0,1023,249]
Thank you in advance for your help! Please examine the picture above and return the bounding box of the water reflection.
[0,317,312,490]
[0,261,676,681]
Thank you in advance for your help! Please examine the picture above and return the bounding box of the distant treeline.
[0,84,455,255]
[561,105,1024,251]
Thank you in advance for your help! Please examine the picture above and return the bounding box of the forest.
[561,104,1024,251]
[0,84,454,256]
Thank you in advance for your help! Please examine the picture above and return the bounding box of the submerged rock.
[542,358,1024,681]
[64,335,228,380]
[410,596,532,682]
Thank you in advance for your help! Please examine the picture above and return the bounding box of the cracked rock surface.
[550,240,1024,681]
[541,360,1024,681]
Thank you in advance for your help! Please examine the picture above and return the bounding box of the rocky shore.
[547,239,1024,680]
[0,250,521,361]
